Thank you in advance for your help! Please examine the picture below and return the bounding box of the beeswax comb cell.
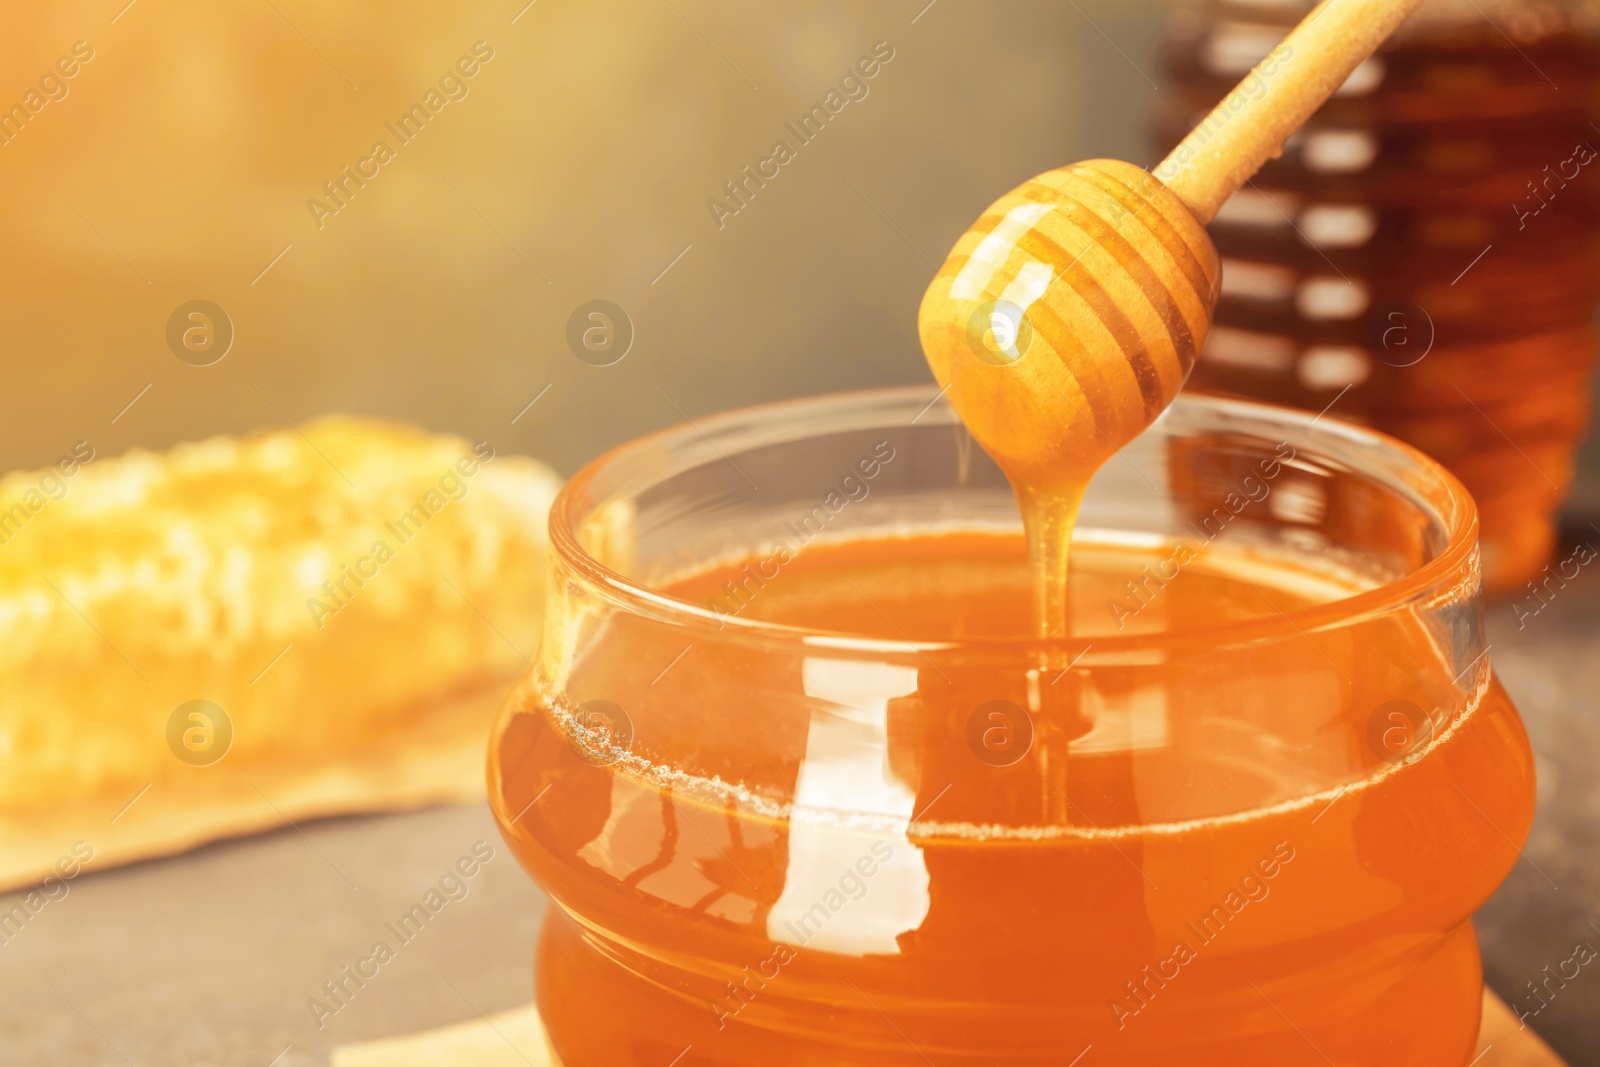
[917,158,1221,492]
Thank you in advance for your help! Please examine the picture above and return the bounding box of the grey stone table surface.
[1477,559,1600,1066]
[1,572,1595,1066]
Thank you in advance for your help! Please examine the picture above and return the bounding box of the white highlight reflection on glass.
[767,658,931,956]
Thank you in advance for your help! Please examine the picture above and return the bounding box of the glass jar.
[1153,0,1600,593]
[489,387,1535,1065]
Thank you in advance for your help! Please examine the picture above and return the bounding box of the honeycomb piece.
[0,417,559,886]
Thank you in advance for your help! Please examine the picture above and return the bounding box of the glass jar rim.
[549,386,1480,657]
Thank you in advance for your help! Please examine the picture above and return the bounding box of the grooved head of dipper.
[918,159,1221,491]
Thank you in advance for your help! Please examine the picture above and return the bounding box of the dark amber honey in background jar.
[1152,0,1600,592]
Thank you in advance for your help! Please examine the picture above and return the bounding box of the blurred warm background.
[5,0,1596,505]
[1,0,1175,480]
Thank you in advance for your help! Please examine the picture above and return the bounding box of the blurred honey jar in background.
[1151,0,1600,592]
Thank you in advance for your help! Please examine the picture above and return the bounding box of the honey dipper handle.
[1154,0,1426,223]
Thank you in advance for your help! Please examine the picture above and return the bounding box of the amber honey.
[1154,0,1600,591]
[492,530,1534,1065]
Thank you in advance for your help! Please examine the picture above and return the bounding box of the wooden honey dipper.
[917,0,1426,637]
